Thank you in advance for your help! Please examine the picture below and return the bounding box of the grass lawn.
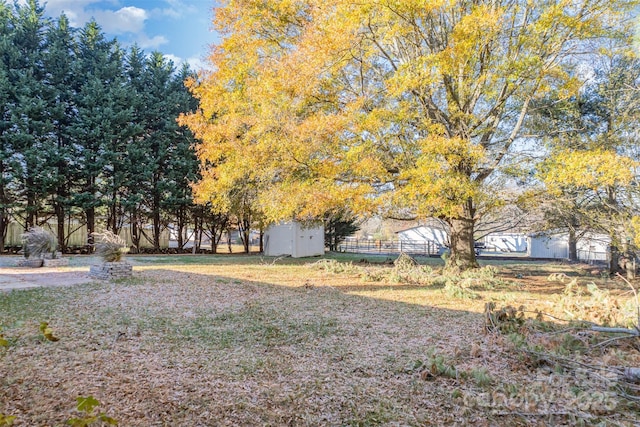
[1,254,639,425]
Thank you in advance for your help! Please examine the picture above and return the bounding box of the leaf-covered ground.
[1,255,639,426]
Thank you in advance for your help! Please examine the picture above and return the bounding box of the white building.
[263,222,325,258]
[527,232,610,262]
[396,225,449,247]
[483,233,528,252]
[576,233,610,262]
[527,233,569,259]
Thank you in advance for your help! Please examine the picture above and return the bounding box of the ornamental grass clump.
[92,231,128,262]
[21,227,57,259]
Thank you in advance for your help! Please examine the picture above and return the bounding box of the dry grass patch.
[0,256,639,426]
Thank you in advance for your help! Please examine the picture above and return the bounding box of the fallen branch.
[589,326,640,336]
[586,274,640,336]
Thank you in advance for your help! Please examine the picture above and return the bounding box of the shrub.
[21,227,57,259]
[92,231,128,262]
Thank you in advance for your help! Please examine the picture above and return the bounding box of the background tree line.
[0,0,356,254]
[0,0,211,253]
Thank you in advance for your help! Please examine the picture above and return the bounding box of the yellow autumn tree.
[533,51,640,268]
[181,0,638,270]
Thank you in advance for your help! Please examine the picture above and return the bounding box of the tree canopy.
[0,0,202,253]
[183,0,639,269]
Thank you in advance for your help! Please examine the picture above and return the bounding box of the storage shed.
[264,222,325,258]
[528,233,569,259]
[528,232,610,261]
[576,233,610,262]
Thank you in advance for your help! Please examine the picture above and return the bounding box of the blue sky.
[36,0,219,70]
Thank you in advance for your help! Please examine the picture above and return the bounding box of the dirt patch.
[0,267,94,291]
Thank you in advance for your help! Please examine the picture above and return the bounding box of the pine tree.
[160,63,200,251]
[70,20,124,246]
[0,2,17,252]
[43,13,76,252]
[9,0,53,230]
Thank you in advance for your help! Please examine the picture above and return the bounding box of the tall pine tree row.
[0,0,202,253]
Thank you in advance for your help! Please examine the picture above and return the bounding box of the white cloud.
[94,6,148,35]
[27,1,149,35]
[136,34,168,50]
[185,56,211,72]
[158,54,210,72]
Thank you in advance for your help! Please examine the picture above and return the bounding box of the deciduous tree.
[184,0,637,270]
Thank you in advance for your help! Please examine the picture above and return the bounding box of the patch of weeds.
[357,253,436,285]
[67,395,117,426]
[39,321,60,342]
[548,272,571,282]
[0,288,62,321]
[0,328,8,348]
[421,351,459,380]
[506,332,528,349]
[347,401,392,427]
[178,306,340,350]
[429,276,449,288]
[560,281,631,326]
[469,367,493,387]
[0,413,16,426]
[360,267,388,282]
[484,303,525,333]
[400,359,427,374]
[443,280,479,300]
[312,259,361,275]
[556,333,587,355]
[460,265,499,280]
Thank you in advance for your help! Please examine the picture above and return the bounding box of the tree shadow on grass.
[0,265,635,427]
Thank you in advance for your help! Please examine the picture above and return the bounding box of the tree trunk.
[25,176,36,230]
[109,189,117,232]
[239,218,250,253]
[568,228,578,262]
[86,206,95,251]
[176,206,186,250]
[0,208,6,254]
[55,201,66,253]
[153,196,161,253]
[609,244,622,275]
[446,199,479,271]
[0,163,7,253]
[130,210,141,253]
[259,229,264,253]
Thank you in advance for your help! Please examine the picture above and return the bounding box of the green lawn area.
[1,255,638,425]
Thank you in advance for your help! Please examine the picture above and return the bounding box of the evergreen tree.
[70,20,123,246]
[9,0,53,230]
[324,209,360,252]
[160,63,200,251]
[0,1,17,252]
[43,13,76,251]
